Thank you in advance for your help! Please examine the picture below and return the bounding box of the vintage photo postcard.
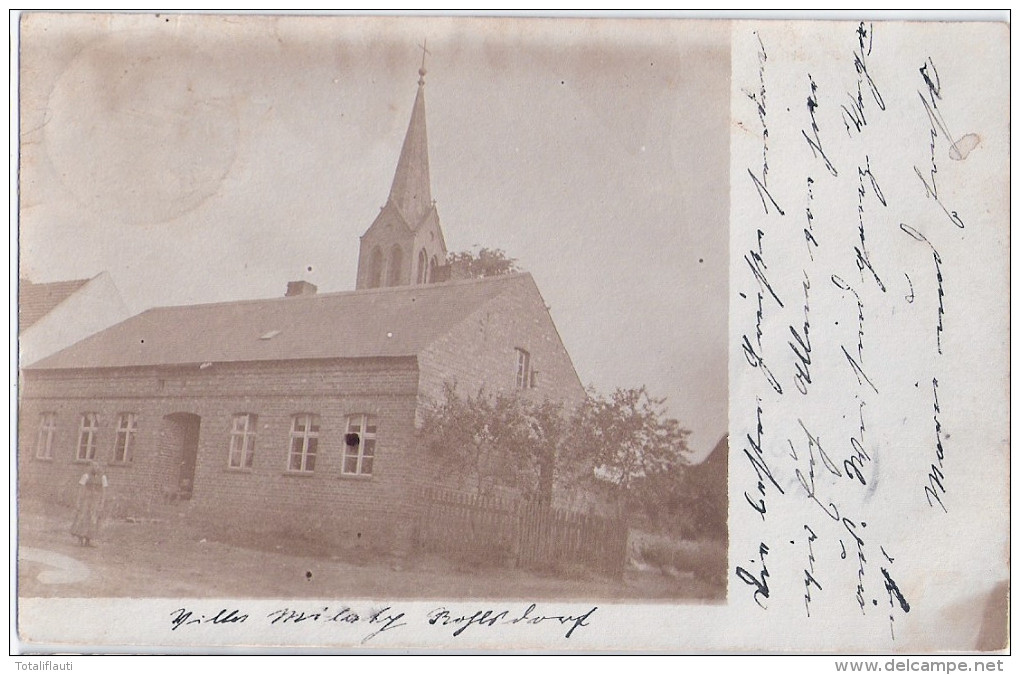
[12,13,1009,654]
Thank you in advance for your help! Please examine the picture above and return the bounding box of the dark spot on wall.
[305,570,312,580]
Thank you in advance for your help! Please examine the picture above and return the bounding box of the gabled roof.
[695,434,728,471]
[19,277,91,332]
[28,274,537,371]
[387,75,432,229]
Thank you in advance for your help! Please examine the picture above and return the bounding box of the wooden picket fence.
[413,486,628,578]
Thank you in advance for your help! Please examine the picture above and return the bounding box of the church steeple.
[386,67,432,228]
[355,52,448,291]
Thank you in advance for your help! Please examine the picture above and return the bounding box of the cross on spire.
[355,50,447,290]
[417,39,430,85]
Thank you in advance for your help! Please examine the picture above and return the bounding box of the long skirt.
[71,489,104,540]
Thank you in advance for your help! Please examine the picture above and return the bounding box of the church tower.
[355,58,448,290]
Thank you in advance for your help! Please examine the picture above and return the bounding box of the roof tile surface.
[30,274,533,370]
[19,278,91,332]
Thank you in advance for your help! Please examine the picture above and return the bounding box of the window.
[113,413,138,463]
[515,348,532,389]
[387,245,403,286]
[76,413,99,461]
[228,413,257,469]
[35,412,56,460]
[417,248,428,284]
[288,414,320,472]
[343,414,376,476]
[367,246,384,288]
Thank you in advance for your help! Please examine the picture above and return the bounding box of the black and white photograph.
[12,12,1010,658]
[15,12,729,632]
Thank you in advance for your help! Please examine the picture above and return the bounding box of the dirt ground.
[16,499,724,602]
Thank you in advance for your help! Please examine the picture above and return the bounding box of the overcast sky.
[18,13,729,459]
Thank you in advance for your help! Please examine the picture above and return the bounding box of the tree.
[446,247,521,280]
[627,435,727,539]
[419,383,694,525]
[567,386,693,519]
[418,383,568,501]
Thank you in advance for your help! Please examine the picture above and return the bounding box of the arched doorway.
[160,413,201,500]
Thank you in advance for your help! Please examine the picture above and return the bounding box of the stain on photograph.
[17,13,729,607]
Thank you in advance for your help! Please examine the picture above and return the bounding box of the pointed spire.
[387,57,432,228]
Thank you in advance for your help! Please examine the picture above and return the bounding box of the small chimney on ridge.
[285,280,317,297]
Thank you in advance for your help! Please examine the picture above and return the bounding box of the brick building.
[19,64,584,552]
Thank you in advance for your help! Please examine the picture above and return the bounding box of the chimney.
[285,280,317,297]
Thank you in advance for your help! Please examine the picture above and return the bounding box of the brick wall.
[18,280,590,552]
[418,275,586,409]
[19,357,422,552]
[415,276,588,501]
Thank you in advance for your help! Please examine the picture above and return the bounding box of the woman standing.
[71,461,107,547]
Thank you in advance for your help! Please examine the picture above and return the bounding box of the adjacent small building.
[19,272,131,367]
[18,64,585,552]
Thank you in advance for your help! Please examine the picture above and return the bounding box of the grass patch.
[632,531,726,590]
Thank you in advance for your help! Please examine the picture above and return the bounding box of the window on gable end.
[515,348,532,389]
